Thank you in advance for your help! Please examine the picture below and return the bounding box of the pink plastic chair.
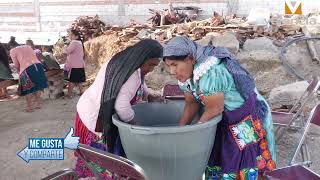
[264,164,320,180]
[288,104,320,166]
[272,76,320,142]
[162,84,184,100]
[74,144,148,180]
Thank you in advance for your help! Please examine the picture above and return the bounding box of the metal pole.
[33,0,41,32]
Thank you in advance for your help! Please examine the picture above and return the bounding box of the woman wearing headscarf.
[74,39,163,179]
[163,36,275,179]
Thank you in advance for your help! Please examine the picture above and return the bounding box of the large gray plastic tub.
[112,100,222,180]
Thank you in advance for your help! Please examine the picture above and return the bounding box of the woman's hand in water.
[179,119,193,126]
[197,120,205,124]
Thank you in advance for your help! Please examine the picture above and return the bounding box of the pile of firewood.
[69,15,108,41]
[148,3,202,26]
[92,14,303,50]
[65,9,304,49]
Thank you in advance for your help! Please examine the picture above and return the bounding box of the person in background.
[26,39,43,62]
[42,46,60,70]
[163,36,276,180]
[74,39,163,179]
[63,30,85,98]
[7,36,19,51]
[0,43,13,98]
[10,44,48,112]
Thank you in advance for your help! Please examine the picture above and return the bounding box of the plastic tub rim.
[112,114,222,135]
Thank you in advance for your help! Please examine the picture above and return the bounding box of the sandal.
[24,108,34,113]
[64,95,73,99]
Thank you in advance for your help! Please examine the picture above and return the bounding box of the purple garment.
[33,49,42,61]
[114,136,126,157]
[208,92,262,173]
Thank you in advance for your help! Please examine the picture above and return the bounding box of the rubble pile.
[70,10,308,92]
[98,15,303,49]
[53,38,66,64]
[61,5,306,54]
[51,8,319,102]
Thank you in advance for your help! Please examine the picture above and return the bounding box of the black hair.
[70,29,82,41]
[163,55,188,61]
[44,45,54,53]
[98,39,163,150]
[26,39,35,48]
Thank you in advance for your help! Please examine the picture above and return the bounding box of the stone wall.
[41,70,64,99]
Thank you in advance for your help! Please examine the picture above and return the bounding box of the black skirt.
[67,68,86,83]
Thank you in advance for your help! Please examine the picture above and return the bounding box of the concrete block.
[243,37,278,52]
[268,81,309,108]
[212,32,240,54]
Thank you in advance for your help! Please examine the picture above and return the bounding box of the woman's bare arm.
[179,93,200,126]
[198,92,224,123]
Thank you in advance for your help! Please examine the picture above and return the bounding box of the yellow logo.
[285,0,302,14]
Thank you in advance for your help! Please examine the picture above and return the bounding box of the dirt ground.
[0,85,320,180]
[0,93,77,180]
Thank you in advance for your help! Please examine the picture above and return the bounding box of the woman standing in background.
[26,39,43,62]
[10,44,48,112]
[64,29,86,98]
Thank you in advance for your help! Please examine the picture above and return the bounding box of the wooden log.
[301,26,320,63]
[160,14,165,26]
[0,79,18,88]
[154,25,172,29]
[200,26,228,30]
[45,69,63,78]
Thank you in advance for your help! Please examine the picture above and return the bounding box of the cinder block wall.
[1,0,320,44]
[39,0,230,31]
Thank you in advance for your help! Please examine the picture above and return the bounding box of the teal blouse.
[179,58,244,111]
[178,57,276,161]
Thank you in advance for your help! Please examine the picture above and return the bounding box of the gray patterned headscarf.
[163,36,214,63]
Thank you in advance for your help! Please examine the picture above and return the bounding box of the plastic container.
[112,100,222,180]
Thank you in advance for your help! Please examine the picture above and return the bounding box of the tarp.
[0,61,13,80]
[42,52,61,70]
